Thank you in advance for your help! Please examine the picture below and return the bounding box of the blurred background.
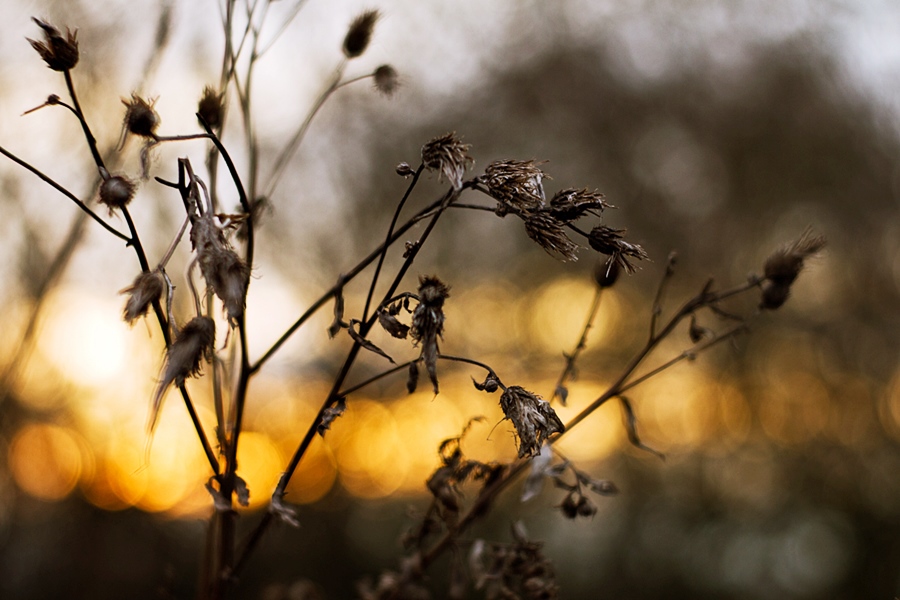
[1,0,899,598]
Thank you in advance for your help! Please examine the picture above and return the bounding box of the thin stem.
[362,164,424,322]
[249,192,450,374]
[63,70,105,170]
[0,145,130,243]
[265,60,346,198]
[551,284,604,403]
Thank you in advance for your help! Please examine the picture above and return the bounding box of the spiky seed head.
[499,386,565,458]
[197,86,224,129]
[343,9,380,58]
[588,225,648,274]
[421,132,474,190]
[99,175,137,211]
[759,230,826,310]
[523,213,579,261]
[27,18,79,71]
[483,160,547,213]
[122,94,160,138]
[373,64,398,96]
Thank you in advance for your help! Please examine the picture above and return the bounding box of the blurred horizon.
[2,1,900,599]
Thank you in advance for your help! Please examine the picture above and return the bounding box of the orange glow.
[759,369,831,445]
[553,383,624,460]
[335,400,408,498]
[235,431,285,510]
[9,423,83,501]
[283,436,337,504]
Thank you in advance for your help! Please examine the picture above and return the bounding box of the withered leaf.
[619,395,665,460]
[348,319,395,363]
[318,396,347,436]
[377,309,409,339]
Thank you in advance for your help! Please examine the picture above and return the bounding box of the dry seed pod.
[122,94,160,139]
[343,10,380,58]
[99,175,136,211]
[27,18,79,71]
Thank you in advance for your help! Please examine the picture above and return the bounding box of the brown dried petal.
[549,187,610,222]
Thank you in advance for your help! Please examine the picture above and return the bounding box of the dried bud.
[483,160,547,213]
[197,86,224,129]
[120,271,164,324]
[549,188,610,222]
[759,230,826,310]
[593,257,621,288]
[373,64,399,96]
[396,162,414,177]
[499,386,565,458]
[588,225,649,273]
[343,9,380,58]
[149,316,216,433]
[523,213,579,261]
[122,94,160,138]
[98,175,136,211]
[421,132,474,190]
[28,18,79,71]
[412,276,451,394]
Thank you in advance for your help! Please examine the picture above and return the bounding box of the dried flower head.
[470,525,560,599]
[122,94,160,139]
[27,18,78,71]
[190,216,249,326]
[588,225,649,273]
[483,159,547,214]
[98,175,136,211]
[373,64,399,96]
[197,86,224,129]
[121,270,164,324]
[421,132,474,190]
[411,275,450,393]
[149,316,216,433]
[523,213,579,261]
[499,386,565,458]
[343,9,380,58]
[760,230,826,310]
[549,188,610,222]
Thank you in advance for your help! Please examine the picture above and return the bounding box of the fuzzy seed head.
[122,94,160,138]
[197,86,224,129]
[523,213,579,261]
[343,9,380,58]
[499,386,565,458]
[483,160,547,213]
[588,225,649,274]
[421,132,474,190]
[99,175,136,211]
[373,64,399,96]
[121,271,164,324]
[191,216,249,326]
[28,18,79,71]
[760,230,826,310]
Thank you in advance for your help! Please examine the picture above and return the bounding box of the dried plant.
[0,7,826,600]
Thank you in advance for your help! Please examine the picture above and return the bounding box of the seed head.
[28,18,79,71]
[588,225,648,273]
[190,216,249,326]
[120,271,164,324]
[197,86,224,129]
[122,94,160,138]
[149,316,216,433]
[523,213,579,261]
[99,175,136,211]
[373,64,399,96]
[549,188,610,222]
[483,160,547,213]
[499,386,565,458]
[760,230,826,310]
[343,9,380,58]
[421,132,474,190]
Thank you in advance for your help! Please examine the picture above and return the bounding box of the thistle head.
[27,18,78,71]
